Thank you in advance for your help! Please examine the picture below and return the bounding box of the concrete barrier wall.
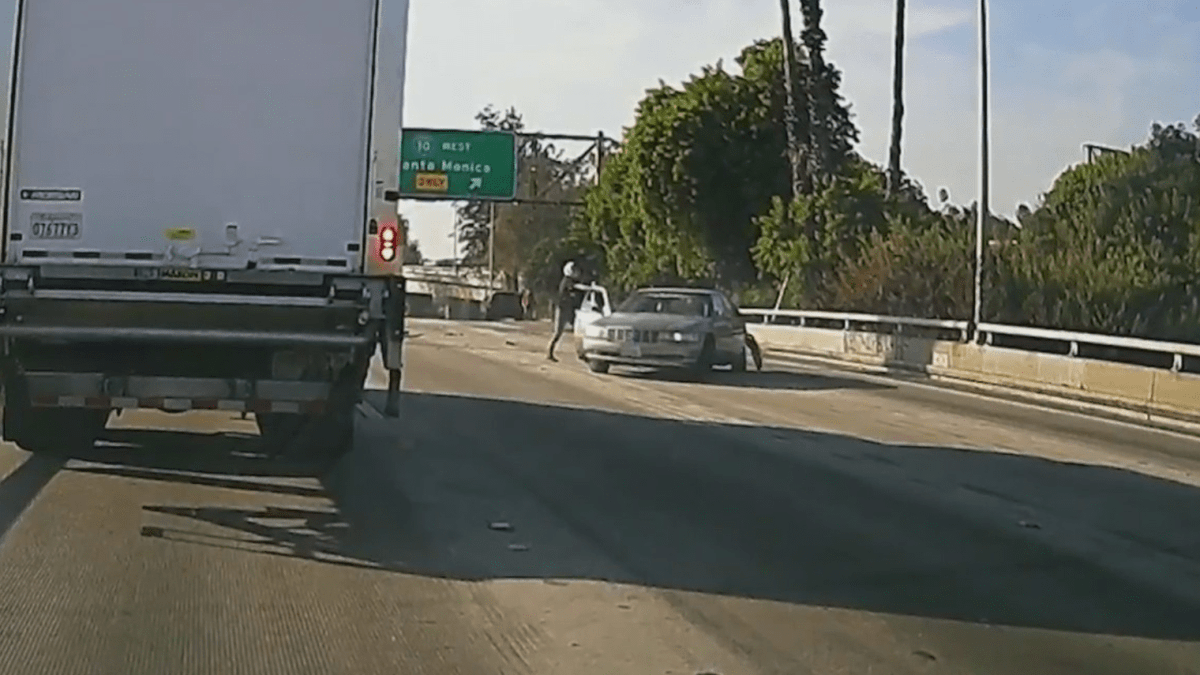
[442,298,484,320]
[748,323,1200,421]
[406,293,437,318]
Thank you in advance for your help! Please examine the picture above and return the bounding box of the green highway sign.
[398,128,518,200]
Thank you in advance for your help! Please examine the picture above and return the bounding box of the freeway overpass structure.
[402,264,504,318]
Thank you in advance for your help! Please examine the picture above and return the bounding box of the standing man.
[547,261,585,361]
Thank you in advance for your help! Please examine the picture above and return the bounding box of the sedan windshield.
[617,292,710,317]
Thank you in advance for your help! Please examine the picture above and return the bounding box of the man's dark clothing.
[556,276,582,321]
[547,276,582,360]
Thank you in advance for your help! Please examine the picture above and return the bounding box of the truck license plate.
[620,342,641,358]
[30,212,82,239]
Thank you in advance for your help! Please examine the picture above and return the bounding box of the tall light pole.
[451,209,460,275]
[886,0,906,194]
[973,0,990,337]
[487,201,496,289]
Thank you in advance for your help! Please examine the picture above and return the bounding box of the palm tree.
[797,0,830,183]
[778,0,804,199]
[887,0,906,194]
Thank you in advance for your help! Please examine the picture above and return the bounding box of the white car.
[573,283,763,373]
[577,286,767,374]
[573,284,612,334]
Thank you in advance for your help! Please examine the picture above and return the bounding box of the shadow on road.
[0,452,65,543]
[76,391,1200,643]
[351,391,1200,642]
[139,503,381,573]
[64,426,328,498]
[616,365,894,392]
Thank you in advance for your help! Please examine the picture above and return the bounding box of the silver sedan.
[575,287,747,374]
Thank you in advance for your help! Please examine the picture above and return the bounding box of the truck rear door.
[4,0,380,272]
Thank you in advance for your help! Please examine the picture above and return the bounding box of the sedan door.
[574,287,607,334]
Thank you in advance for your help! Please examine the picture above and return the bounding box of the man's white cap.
[563,261,576,278]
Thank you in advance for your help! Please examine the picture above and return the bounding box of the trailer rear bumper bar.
[0,325,373,347]
[24,371,331,414]
[32,394,326,415]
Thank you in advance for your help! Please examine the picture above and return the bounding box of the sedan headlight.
[669,331,702,343]
[583,324,607,338]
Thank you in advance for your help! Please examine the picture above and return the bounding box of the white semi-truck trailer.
[0,0,411,460]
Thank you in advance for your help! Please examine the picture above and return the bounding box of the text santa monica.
[402,159,492,174]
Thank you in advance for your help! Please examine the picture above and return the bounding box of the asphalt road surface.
[0,318,1198,674]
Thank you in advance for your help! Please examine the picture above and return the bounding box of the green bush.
[566,29,1200,342]
[991,119,1200,339]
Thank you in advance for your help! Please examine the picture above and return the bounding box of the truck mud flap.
[257,408,352,467]
[257,349,369,468]
[382,278,405,370]
[382,278,405,417]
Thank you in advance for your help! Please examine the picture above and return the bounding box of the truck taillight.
[379,223,398,262]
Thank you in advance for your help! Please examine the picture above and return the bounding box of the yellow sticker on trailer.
[164,227,196,241]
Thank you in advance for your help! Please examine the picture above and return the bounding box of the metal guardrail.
[976,322,1200,371]
[740,308,1200,372]
[740,308,969,333]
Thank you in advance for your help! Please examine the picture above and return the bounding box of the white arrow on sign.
[469,177,483,190]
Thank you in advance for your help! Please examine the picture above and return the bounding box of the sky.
[399,0,1200,259]
[3,1,1197,261]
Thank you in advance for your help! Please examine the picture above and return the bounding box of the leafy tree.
[577,37,858,293]
[564,16,1200,343]
[398,214,423,264]
[495,138,596,292]
[752,156,930,307]
[829,201,1016,318]
[454,105,597,293]
[577,142,710,293]
[821,116,1200,331]
[992,118,1200,339]
[454,106,525,264]
[403,237,423,265]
